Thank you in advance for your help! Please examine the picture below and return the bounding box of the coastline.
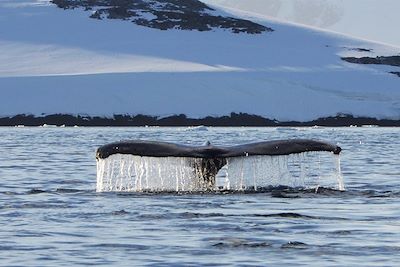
[1,113,400,127]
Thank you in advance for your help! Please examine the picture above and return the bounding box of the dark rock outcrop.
[346,47,372,52]
[351,48,372,52]
[51,0,272,34]
[390,71,400,77]
[2,113,400,127]
[342,56,400,67]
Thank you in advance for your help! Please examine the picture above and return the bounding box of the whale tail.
[191,158,227,189]
[96,139,341,159]
[96,139,341,190]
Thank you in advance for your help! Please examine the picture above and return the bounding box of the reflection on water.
[0,127,399,266]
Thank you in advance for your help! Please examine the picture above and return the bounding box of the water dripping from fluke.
[95,139,344,193]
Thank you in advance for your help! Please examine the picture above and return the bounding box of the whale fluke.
[96,139,341,160]
[96,139,341,190]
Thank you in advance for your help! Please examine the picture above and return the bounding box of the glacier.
[203,0,400,48]
[0,0,399,122]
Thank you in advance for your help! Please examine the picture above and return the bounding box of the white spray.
[96,152,344,192]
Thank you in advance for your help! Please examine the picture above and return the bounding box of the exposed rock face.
[51,0,272,33]
[390,72,400,77]
[2,113,400,127]
[342,56,400,67]
[346,47,372,52]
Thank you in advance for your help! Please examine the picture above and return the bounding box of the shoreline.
[1,113,400,127]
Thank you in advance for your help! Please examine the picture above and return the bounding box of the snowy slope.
[0,0,399,121]
[203,0,400,48]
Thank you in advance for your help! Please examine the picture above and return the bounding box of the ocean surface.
[0,127,399,266]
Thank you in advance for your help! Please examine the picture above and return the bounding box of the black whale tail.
[96,139,341,189]
[191,157,227,189]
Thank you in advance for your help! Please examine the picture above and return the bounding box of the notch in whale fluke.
[96,139,341,160]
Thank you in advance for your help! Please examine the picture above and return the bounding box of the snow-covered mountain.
[203,0,400,48]
[0,0,399,123]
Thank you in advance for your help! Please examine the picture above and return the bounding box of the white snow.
[0,0,399,121]
[0,0,51,8]
[203,0,400,48]
[0,40,245,77]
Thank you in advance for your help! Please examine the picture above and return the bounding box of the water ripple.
[0,127,399,266]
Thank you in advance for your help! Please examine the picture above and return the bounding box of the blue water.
[0,127,399,266]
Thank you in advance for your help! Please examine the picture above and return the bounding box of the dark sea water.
[0,127,399,266]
